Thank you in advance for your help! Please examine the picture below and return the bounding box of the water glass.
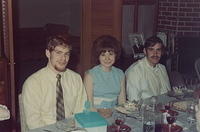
[143,110,155,132]
[166,114,177,132]
[55,119,75,131]
[187,101,196,127]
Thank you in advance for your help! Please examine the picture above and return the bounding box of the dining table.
[28,93,198,132]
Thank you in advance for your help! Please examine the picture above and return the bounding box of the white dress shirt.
[125,57,171,101]
[22,66,87,129]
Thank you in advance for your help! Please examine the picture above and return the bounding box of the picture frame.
[156,32,167,47]
[128,33,144,47]
[128,33,145,59]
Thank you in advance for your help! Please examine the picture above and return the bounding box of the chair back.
[195,58,200,81]
[19,94,28,132]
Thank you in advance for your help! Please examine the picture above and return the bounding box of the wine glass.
[115,114,125,126]
[114,113,126,131]
[164,102,171,112]
[166,114,176,132]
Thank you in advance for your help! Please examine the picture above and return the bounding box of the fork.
[43,129,52,132]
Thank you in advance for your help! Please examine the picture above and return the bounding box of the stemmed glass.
[166,114,176,132]
[165,104,170,112]
[164,102,171,113]
[114,113,126,131]
[115,114,125,125]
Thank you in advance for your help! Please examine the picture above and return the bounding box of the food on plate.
[115,106,132,114]
[123,101,138,111]
[115,101,138,114]
[173,87,184,95]
[186,89,193,93]
[172,101,188,111]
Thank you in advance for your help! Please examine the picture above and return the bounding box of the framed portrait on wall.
[128,33,145,59]
[156,32,167,47]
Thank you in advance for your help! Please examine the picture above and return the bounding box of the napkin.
[0,104,10,121]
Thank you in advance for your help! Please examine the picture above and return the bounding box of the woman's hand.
[97,108,113,118]
[90,107,97,112]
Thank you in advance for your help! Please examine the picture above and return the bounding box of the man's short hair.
[46,35,72,52]
[144,36,164,50]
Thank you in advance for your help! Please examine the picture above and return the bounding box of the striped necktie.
[56,74,65,121]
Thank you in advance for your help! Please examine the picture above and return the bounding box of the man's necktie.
[56,74,65,121]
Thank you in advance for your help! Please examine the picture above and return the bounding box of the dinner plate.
[160,109,179,116]
[167,91,184,98]
[107,124,131,132]
[115,106,142,121]
[171,100,192,112]
[115,106,133,114]
[161,124,183,132]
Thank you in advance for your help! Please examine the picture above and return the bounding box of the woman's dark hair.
[46,35,72,52]
[91,35,121,65]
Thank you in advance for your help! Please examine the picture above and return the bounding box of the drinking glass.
[114,114,126,126]
[114,113,126,132]
[165,105,170,111]
[55,119,75,131]
[138,99,144,115]
[143,110,155,132]
[187,101,196,127]
[166,114,176,132]
[164,102,171,112]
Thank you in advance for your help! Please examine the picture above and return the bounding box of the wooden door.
[81,0,122,75]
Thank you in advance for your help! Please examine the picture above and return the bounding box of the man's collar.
[46,65,65,77]
[144,57,159,70]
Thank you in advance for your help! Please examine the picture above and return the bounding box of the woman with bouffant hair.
[84,35,126,118]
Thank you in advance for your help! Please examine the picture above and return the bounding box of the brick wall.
[157,0,200,37]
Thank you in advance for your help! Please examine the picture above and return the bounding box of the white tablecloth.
[28,94,198,132]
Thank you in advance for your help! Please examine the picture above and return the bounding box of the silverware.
[126,114,137,119]
[62,127,87,132]
[43,129,52,132]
